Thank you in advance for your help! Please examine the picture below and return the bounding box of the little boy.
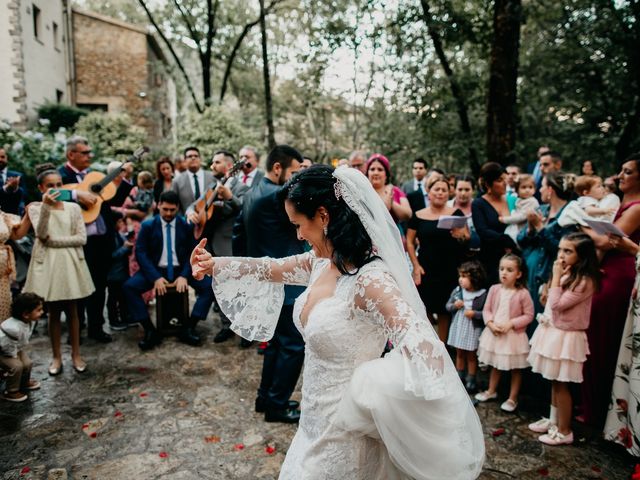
[0,293,44,402]
[559,175,620,227]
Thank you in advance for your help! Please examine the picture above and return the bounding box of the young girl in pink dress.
[527,232,599,445]
[475,254,534,412]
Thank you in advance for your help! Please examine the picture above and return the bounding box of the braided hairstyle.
[278,164,377,275]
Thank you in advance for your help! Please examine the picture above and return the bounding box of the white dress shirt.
[158,218,180,268]
[240,168,258,187]
[189,169,205,198]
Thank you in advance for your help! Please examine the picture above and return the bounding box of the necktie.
[165,223,174,281]
[242,174,249,184]
[193,173,200,198]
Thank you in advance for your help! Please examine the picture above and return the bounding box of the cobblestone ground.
[0,307,636,480]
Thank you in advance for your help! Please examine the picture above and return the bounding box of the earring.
[323,225,328,236]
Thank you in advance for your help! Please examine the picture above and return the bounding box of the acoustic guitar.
[61,146,149,224]
[192,159,245,239]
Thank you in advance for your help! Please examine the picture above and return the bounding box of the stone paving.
[0,309,637,480]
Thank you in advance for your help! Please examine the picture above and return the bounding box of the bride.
[191,165,484,479]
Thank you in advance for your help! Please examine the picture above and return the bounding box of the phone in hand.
[49,189,73,202]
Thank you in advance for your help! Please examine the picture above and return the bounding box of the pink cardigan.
[548,278,594,331]
[482,285,534,333]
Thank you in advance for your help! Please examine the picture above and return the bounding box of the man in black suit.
[124,190,213,350]
[59,136,117,343]
[0,148,25,215]
[245,145,304,423]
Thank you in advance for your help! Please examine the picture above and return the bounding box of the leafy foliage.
[73,112,147,161]
[177,106,259,159]
[36,103,89,133]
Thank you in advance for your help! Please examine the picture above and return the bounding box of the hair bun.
[562,173,577,193]
[35,162,57,177]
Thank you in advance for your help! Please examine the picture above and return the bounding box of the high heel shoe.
[48,362,63,376]
[72,360,87,373]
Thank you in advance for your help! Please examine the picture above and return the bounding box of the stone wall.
[0,0,27,126]
[73,9,174,143]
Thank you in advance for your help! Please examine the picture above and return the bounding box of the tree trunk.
[420,0,480,175]
[259,0,276,149]
[486,0,522,166]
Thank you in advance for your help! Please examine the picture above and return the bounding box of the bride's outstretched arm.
[190,238,313,285]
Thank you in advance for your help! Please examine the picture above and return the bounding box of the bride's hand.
[190,238,214,280]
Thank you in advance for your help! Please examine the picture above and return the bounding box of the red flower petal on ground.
[82,423,89,429]
[491,428,505,437]
[139,392,148,398]
[114,411,123,418]
[537,467,549,476]
[591,465,601,473]
[234,443,245,451]
[159,452,168,458]
[138,367,148,373]
[265,445,276,454]
[20,466,30,474]
[89,432,97,438]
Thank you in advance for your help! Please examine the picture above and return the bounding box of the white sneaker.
[538,426,573,446]
[474,390,498,402]
[528,417,555,433]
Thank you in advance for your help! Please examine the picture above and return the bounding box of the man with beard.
[244,145,304,423]
[187,150,248,345]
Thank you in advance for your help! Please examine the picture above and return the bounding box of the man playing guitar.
[186,150,248,344]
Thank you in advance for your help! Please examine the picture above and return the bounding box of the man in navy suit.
[124,190,213,350]
[244,145,305,424]
[0,148,25,215]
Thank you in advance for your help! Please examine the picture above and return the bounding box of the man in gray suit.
[172,146,214,215]
[238,145,265,188]
[187,150,248,344]
[401,157,428,195]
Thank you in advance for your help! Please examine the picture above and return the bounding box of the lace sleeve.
[212,252,313,341]
[353,267,447,400]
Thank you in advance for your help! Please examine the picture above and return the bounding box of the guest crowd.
[1,138,640,455]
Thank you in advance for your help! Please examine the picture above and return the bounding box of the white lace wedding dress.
[212,251,484,479]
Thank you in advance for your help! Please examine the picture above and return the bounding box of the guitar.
[61,146,149,224]
[192,159,245,239]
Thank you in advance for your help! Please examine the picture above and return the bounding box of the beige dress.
[23,202,94,302]
[0,211,20,320]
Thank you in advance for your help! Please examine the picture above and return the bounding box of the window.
[32,4,41,41]
[52,22,59,49]
[56,89,63,103]
[77,103,108,112]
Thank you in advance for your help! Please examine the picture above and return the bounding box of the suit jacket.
[245,177,305,304]
[135,215,194,283]
[248,169,265,189]
[407,189,427,212]
[0,169,25,215]
[188,176,248,256]
[401,179,422,195]
[172,169,214,214]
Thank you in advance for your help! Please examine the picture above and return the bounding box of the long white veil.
[333,166,485,479]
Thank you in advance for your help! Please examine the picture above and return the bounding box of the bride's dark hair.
[279,164,377,275]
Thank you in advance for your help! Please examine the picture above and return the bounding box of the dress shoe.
[89,332,113,343]
[213,327,234,344]
[138,330,162,351]
[265,407,300,424]
[109,321,128,332]
[48,362,63,376]
[179,328,202,347]
[73,360,87,373]
[240,338,253,348]
[255,397,300,413]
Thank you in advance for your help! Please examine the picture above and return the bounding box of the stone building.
[0,1,176,142]
[0,0,71,126]
[72,9,176,143]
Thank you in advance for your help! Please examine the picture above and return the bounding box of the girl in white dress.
[16,166,95,375]
[191,165,484,479]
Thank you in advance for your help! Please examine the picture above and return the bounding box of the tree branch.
[137,0,203,112]
[171,0,202,52]
[219,0,284,103]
